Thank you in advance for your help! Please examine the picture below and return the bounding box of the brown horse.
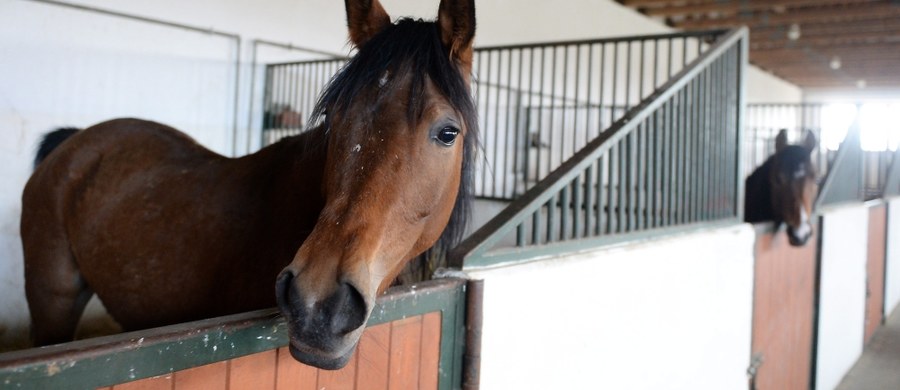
[744,129,818,246]
[21,0,477,370]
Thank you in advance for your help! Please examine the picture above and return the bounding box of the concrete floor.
[836,307,900,390]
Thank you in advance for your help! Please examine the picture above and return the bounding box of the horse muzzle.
[786,222,812,246]
[275,270,371,369]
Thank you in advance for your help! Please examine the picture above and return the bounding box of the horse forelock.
[309,17,479,253]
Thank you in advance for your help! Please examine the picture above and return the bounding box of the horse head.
[274,0,477,369]
[764,129,818,246]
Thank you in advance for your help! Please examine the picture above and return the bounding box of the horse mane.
[308,18,479,258]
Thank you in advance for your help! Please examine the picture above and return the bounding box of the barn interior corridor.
[836,307,900,389]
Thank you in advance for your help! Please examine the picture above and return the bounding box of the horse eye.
[435,126,459,146]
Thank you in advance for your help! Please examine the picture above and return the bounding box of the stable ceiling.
[618,0,900,89]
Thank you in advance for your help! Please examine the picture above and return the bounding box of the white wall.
[886,198,900,316]
[804,87,900,103]
[466,224,755,390]
[816,204,869,390]
[746,68,803,104]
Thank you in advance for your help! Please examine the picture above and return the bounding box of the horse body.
[22,0,478,371]
[23,118,326,338]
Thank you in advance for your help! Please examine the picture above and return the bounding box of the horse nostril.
[331,282,368,335]
[275,269,296,315]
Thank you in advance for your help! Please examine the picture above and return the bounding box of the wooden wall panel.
[103,312,444,390]
[112,374,172,390]
[356,322,391,390]
[751,225,818,390]
[865,204,887,343]
[275,347,317,390]
[317,351,358,388]
[228,350,277,390]
[173,361,226,390]
[418,312,441,390]
[388,317,423,390]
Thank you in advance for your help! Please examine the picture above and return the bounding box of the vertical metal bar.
[536,47,546,183]
[597,155,606,235]
[549,46,558,178]
[678,83,687,224]
[652,102,661,227]
[653,38,660,90]
[532,209,541,245]
[560,185,570,241]
[503,49,515,199]
[612,43,619,122]
[690,72,700,222]
[516,224,524,247]
[704,63,713,221]
[606,141,622,234]
[599,43,606,133]
[584,165,595,238]
[639,39,645,101]
[478,49,490,195]
[573,44,582,155]
[625,41,632,109]
[524,48,535,193]
[512,49,524,198]
[492,50,503,198]
[637,121,646,230]
[561,45,571,161]
[619,136,628,233]
[573,174,583,239]
[586,43,594,145]
[667,37,674,78]
[546,195,557,243]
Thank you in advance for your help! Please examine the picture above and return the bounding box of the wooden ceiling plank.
[671,3,900,30]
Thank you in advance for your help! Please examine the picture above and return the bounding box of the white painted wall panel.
[816,204,869,390]
[467,224,755,390]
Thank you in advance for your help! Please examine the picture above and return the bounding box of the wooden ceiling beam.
[670,3,900,30]
[750,34,900,50]
[639,0,880,18]
[750,17,900,41]
[750,22,900,47]
[750,42,900,57]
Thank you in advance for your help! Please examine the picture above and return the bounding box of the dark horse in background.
[21,0,477,370]
[744,129,818,246]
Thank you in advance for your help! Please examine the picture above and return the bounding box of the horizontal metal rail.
[0,279,467,390]
[448,28,747,269]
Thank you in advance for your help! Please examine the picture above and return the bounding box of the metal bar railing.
[259,30,729,201]
[448,28,747,269]
[884,148,900,198]
[816,122,865,209]
[746,103,895,199]
[744,103,830,181]
[473,30,727,200]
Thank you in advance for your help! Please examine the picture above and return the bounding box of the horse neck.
[240,126,328,208]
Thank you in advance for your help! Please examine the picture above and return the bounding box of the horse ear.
[345,0,391,48]
[803,130,818,153]
[438,0,476,68]
[775,129,788,153]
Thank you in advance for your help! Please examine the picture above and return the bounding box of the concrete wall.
[466,224,755,390]
[815,204,869,390]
